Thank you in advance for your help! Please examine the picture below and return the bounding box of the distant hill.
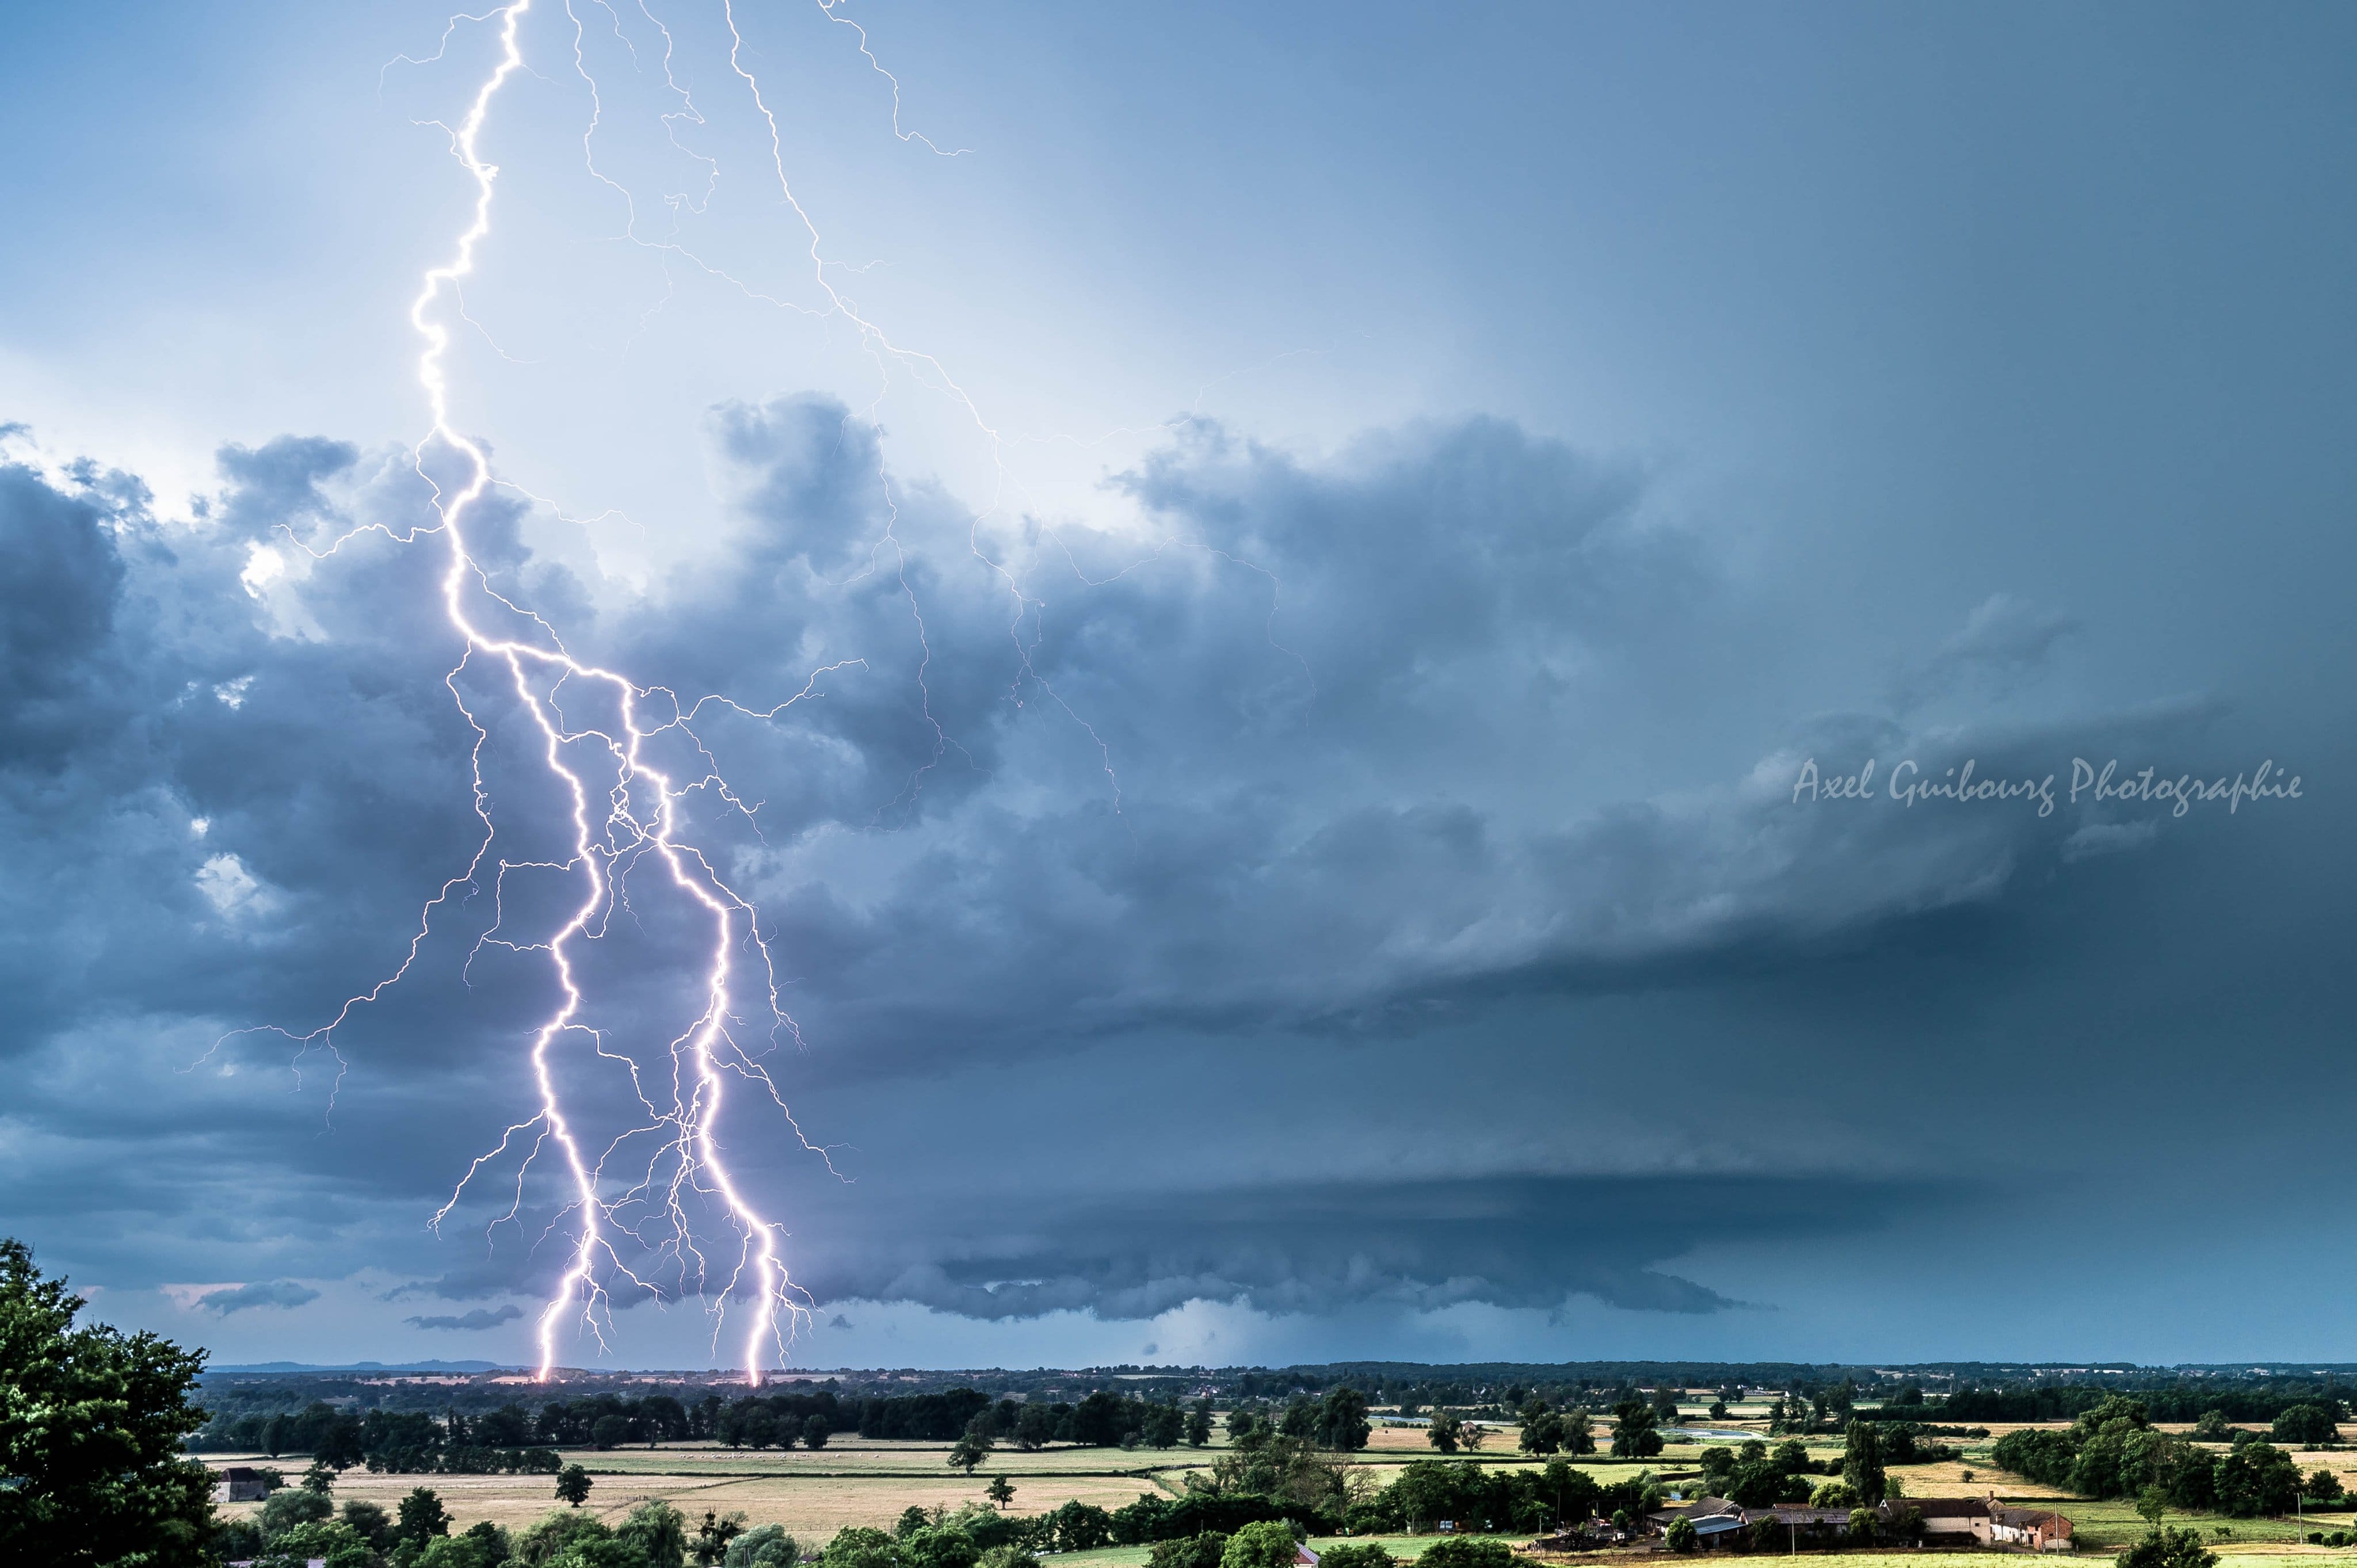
[206,1359,515,1374]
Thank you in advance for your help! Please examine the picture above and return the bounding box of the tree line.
[1990,1395,2345,1517]
[1951,1384,2351,1425]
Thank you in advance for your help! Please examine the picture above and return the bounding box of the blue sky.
[1,1,2352,1372]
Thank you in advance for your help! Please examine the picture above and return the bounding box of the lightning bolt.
[226,0,1286,1385]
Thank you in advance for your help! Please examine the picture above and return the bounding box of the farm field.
[199,1412,2357,1548]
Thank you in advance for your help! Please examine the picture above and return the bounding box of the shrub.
[2116,1526,2218,1568]
[1665,1517,1699,1554]
[261,1485,336,1534]
[1317,1546,1395,1568]
[826,1525,904,1568]
[1222,1520,1303,1568]
[977,1547,1039,1568]
[1151,1532,1231,1568]
[1415,1539,1516,1568]
[731,1525,803,1567]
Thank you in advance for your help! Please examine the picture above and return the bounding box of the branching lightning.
[225,0,1296,1384]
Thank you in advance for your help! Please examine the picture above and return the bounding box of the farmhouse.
[1641,1493,2074,1551]
[1990,1505,2075,1550]
[212,1464,270,1502]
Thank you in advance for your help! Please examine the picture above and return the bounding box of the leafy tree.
[1651,1389,1684,1424]
[302,1456,337,1494]
[1707,1402,1729,1422]
[2137,1488,2169,1529]
[1809,1480,1859,1509]
[805,1414,833,1450]
[1562,1408,1596,1456]
[555,1463,594,1507]
[1458,1420,1489,1452]
[592,1413,634,1451]
[342,1499,394,1548]
[1142,1403,1187,1449]
[2272,1406,2341,1447]
[950,1415,996,1474]
[1845,1509,1877,1544]
[1050,1502,1115,1552]
[1014,1405,1057,1452]
[2116,1525,2219,1568]
[1664,1517,1698,1554]
[2304,1468,2345,1503]
[1318,1387,1371,1451]
[398,1485,452,1541]
[987,1475,1016,1508]
[2214,1444,2301,1517]
[1220,1520,1300,1568]
[1428,1411,1464,1454]
[1841,1420,1887,1506]
[727,1524,801,1568]
[2191,1411,2235,1443]
[0,1238,216,1567]
[1518,1411,1564,1456]
[1186,1401,1215,1448]
[1610,1404,1664,1459]
[617,1500,688,1556]
[905,1524,982,1568]
[825,1526,903,1568]
[260,1483,335,1533]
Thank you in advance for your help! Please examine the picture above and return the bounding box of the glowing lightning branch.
[399,0,816,1383]
[238,0,1240,1385]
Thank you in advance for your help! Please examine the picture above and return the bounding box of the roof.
[1898,1498,1994,1518]
[218,1466,261,1481]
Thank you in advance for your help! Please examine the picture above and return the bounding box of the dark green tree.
[2272,1406,2340,1447]
[1610,1404,1664,1459]
[555,1462,594,1506]
[0,1239,215,1566]
[397,1485,451,1541]
[950,1414,996,1474]
[986,1475,1016,1508]
[1664,1517,1699,1554]
[1318,1387,1371,1452]
[804,1414,833,1451]
[1428,1410,1465,1454]
[1186,1400,1215,1448]
[1841,1420,1887,1506]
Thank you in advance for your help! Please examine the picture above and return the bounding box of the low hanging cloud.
[195,1279,322,1315]
[405,1304,524,1332]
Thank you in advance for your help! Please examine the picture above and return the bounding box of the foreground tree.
[0,1237,215,1567]
[555,1462,594,1506]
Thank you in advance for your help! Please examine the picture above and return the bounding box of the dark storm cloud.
[406,1305,524,1332]
[0,403,2238,1327]
[196,1279,322,1314]
[782,1170,1960,1322]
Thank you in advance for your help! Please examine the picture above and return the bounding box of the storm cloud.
[0,389,2340,1362]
